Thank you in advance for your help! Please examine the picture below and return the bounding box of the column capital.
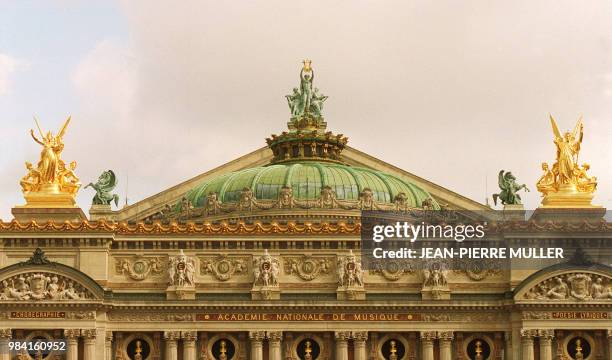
[537,329,554,340]
[352,331,368,342]
[0,329,11,339]
[64,329,80,340]
[520,329,537,339]
[249,331,266,342]
[181,331,197,342]
[267,331,283,342]
[438,331,453,341]
[607,329,612,338]
[81,329,97,339]
[420,331,437,342]
[164,331,181,341]
[334,331,351,341]
[105,331,113,342]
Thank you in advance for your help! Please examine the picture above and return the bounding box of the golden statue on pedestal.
[537,115,598,208]
[19,116,80,207]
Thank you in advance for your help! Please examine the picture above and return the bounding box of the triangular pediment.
[113,146,489,222]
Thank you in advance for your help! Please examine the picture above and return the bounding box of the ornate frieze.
[284,255,331,281]
[0,272,94,301]
[200,254,247,281]
[115,256,165,281]
[453,259,502,281]
[108,313,194,322]
[522,272,612,301]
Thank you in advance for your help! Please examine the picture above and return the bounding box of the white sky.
[1,1,611,219]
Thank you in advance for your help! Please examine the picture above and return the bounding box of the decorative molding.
[0,219,362,235]
[115,255,165,281]
[200,254,247,281]
[66,311,96,320]
[284,255,331,281]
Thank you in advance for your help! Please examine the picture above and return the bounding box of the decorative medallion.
[200,254,247,281]
[284,255,331,281]
[115,256,165,281]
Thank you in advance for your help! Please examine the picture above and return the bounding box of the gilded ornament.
[20,116,80,207]
[538,115,598,207]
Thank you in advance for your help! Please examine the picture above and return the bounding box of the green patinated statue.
[492,170,529,206]
[85,170,119,206]
[286,60,328,118]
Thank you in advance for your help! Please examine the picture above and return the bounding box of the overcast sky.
[1,1,611,219]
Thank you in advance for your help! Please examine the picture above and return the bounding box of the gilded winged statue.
[85,170,119,206]
[21,117,80,196]
[537,116,597,196]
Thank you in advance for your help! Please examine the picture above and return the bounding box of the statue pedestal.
[12,206,86,223]
[336,286,366,300]
[502,204,526,220]
[251,286,281,300]
[540,183,599,208]
[421,286,451,300]
[166,285,196,300]
[89,204,114,221]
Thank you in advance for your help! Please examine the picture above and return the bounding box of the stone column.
[420,332,436,360]
[0,329,11,360]
[520,329,536,360]
[64,329,80,360]
[352,331,367,360]
[249,331,265,360]
[504,331,513,360]
[267,331,282,360]
[537,330,553,360]
[104,332,113,360]
[607,330,612,360]
[334,331,350,360]
[81,329,97,360]
[164,331,180,360]
[182,331,197,360]
[438,331,453,360]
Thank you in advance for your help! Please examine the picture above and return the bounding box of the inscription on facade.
[196,313,420,321]
[10,311,66,319]
[551,312,608,319]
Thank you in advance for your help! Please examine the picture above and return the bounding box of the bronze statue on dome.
[285,60,327,119]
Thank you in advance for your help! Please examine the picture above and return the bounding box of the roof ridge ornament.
[24,247,54,266]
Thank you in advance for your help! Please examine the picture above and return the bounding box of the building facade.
[0,63,610,360]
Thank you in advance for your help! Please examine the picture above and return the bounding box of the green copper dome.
[184,162,438,209]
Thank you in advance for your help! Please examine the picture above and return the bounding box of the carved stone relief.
[522,272,612,301]
[0,272,94,301]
